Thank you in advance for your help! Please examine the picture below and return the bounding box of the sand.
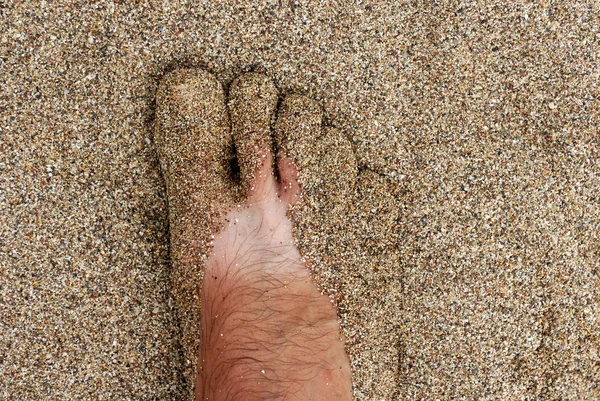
[1,1,599,400]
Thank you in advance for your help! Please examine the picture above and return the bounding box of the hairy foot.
[198,150,352,399]
[155,69,352,400]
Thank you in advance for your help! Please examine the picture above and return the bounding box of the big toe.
[154,67,236,391]
[155,68,236,221]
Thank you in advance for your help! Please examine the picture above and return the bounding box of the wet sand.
[1,1,599,400]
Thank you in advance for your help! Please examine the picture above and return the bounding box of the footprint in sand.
[154,69,354,400]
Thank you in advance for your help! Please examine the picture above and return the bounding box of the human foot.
[197,72,352,400]
[154,70,352,400]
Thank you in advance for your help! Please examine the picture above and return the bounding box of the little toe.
[228,72,279,201]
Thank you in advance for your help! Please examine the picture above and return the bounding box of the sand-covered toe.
[274,94,322,171]
[311,126,357,213]
[154,67,236,390]
[228,72,278,200]
[275,95,357,214]
[155,68,236,215]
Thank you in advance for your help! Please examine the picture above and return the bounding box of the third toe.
[274,94,323,170]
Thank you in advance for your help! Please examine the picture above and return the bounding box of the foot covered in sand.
[154,69,353,400]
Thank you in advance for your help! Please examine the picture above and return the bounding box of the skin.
[196,151,353,401]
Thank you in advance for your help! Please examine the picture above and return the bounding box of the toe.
[277,156,301,207]
[155,68,236,219]
[249,149,278,204]
[228,72,279,201]
[154,67,236,390]
[274,94,323,171]
[275,96,357,214]
[312,127,357,213]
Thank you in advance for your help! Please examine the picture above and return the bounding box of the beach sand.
[1,1,599,400]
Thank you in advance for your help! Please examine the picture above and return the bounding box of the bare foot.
[155,70,353,400]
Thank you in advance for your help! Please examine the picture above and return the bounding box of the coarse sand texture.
[1,1,599,400]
